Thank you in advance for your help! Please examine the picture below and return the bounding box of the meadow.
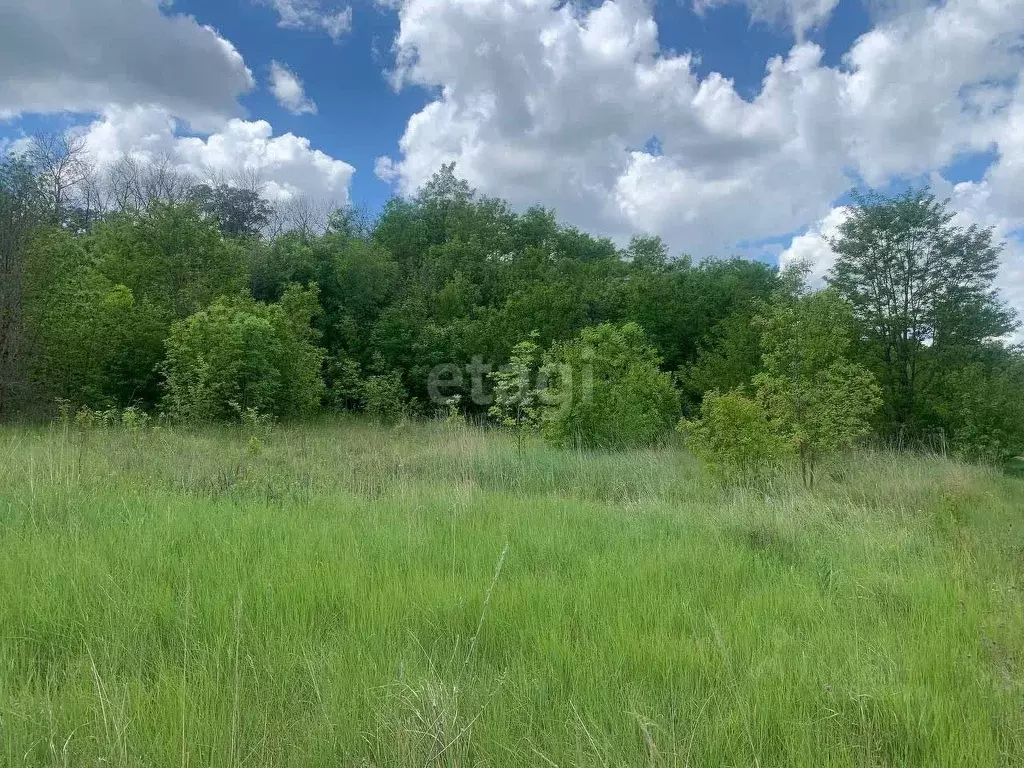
[0,420,1022,767]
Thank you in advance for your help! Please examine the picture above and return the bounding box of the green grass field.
[1,420,1022,766]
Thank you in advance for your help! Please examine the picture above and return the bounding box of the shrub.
[932,352,1024,463]
[681,389,785,482]
[120,406,151,432]
[325,354,364,411]
[161,285,325,422]
[23,231,158,409]
[539,322,679,449]
[441,394,465,428]
[362,372,408,424]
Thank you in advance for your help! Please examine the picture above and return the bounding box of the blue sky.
[1,0,1022,318]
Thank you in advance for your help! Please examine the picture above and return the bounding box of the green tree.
[753,290,881,487]
[361,372,408,424]
[931,344,1024,462]
[539,322,679,449]
[190,183,273,239]
[489,332,542,450]
[829,188,1017,434]
[0,157,43,416]
[161,285,325,422]
[681,311,764,409]
[21,230,151,409]
[324,354,364,411]
[90,202,248,321]
[626,257,779,374]
[68,202,251,404]
[681,389,785,482]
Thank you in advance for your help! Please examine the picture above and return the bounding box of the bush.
[681,389,785,482]
[325,354,364,411]
[161,285,325,422]
[539,322,678,449]
[23,231,160,409]
[362,372,408,424]
[931,351,1024,463]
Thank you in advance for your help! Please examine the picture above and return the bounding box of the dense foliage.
[830,189,1018,447]
[1,146,1021,462]
[538,322,679,449]
[680,388,784,482]
[488,332,542,438]
[162,286,325,422]
[753,289,882,486]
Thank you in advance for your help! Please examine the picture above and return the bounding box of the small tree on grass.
[753,289,881,487]
[539,322,679,450]
[488,331,541,452]
[680,388,786,483]
[325,354,363,411]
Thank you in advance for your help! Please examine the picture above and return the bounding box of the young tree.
[324,354,363,411]
[540,322,679,449]
[680,388,786,483]
[829,189,1017,434]
[361,372,408,424]
[753,290,881,487]
[488,332,542,450]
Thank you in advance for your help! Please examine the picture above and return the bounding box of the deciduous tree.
[829,189,1017,434]
[489,332,542,450]
[753,290,881,487]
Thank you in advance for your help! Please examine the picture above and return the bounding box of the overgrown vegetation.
[538,322,679,449]
[2,138,1024,765]
[1,145,1023,465]
[162,285,325,422]
[0,422,1021,766]
[681,388,784,482]
[753,289,882,487]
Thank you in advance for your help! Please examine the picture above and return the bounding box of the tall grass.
[0,418,1022,766]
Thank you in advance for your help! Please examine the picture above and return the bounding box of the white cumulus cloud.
[0,0,254,130]
[778,205,850,285]
[80,106,354,204]
[694,0,840,40]
[269,61,318,115]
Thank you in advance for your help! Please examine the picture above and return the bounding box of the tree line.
[1,141,1022,467]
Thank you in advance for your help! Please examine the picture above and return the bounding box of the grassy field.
[0,419,1022,767]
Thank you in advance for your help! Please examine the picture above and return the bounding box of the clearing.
[1,421,1022,766]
